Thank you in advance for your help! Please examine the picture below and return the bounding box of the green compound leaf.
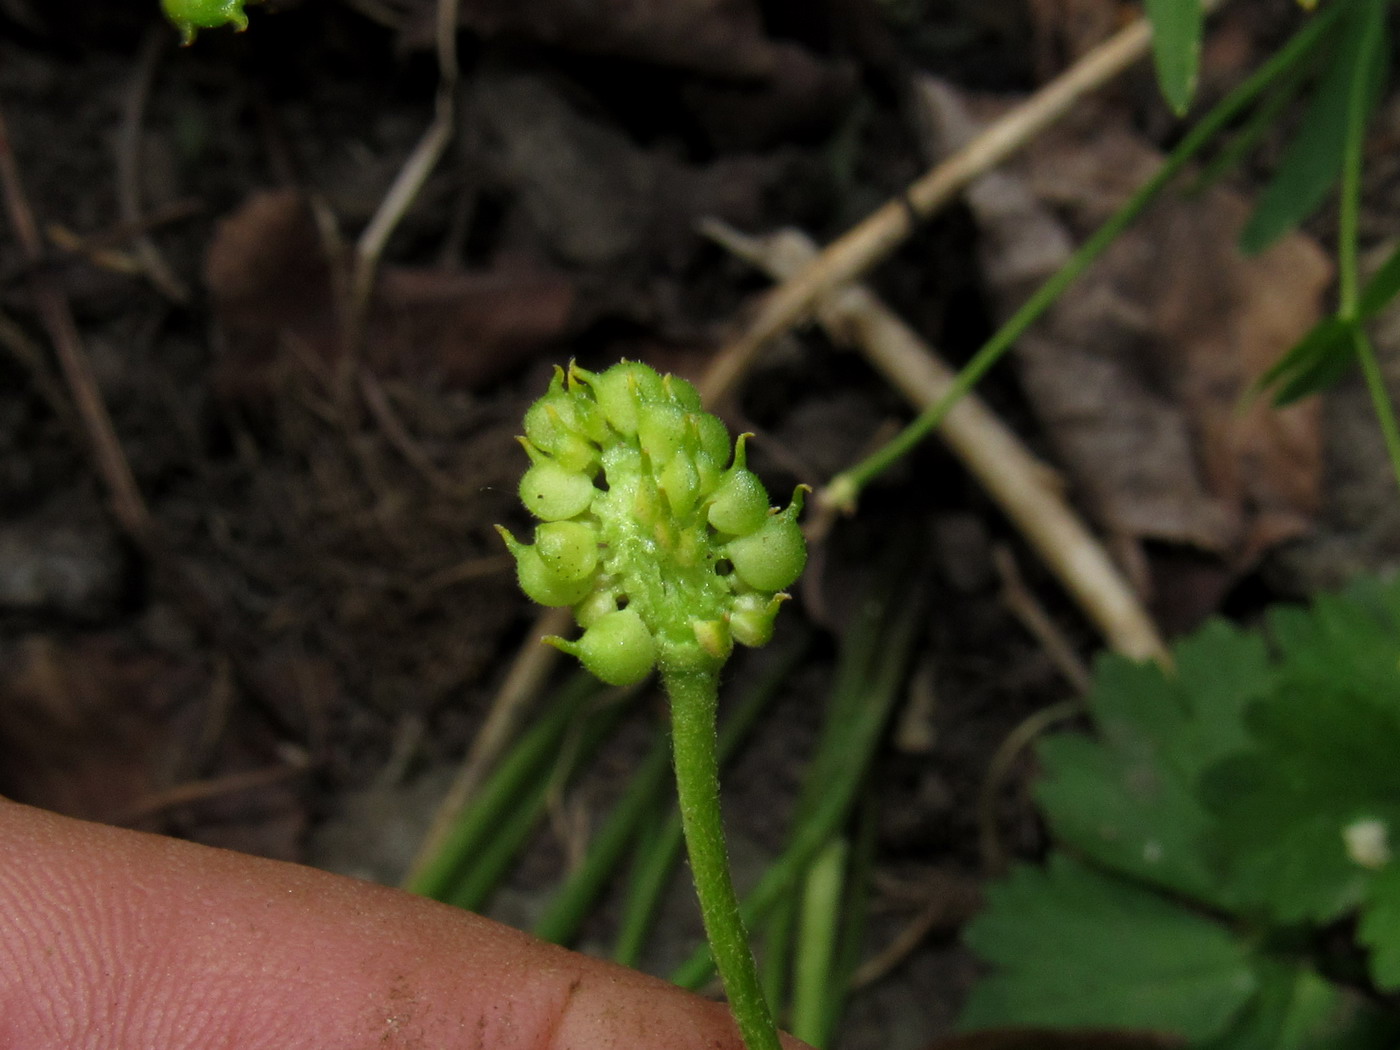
[1240,0,1389,254]
[1268,579,1400,700]
[1358,862,1400,991]
[1145,0,1205,115]
[958,856,1257,1041]
[967,577,1400,1046]
[1036,619,1268,908]
[1201,959,1397,1050]
[1204,581,1400,924]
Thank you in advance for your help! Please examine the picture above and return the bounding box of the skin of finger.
[0,800,811,1050]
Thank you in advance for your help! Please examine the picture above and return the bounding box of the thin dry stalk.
[114,761,310,826]
[350,0,463,332]
[993,546,1093,694]
[117,27,189,303]
[699,6,1223,405]
[0,103,155,545]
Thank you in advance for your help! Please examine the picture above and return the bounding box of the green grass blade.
[1358,239,1400,318]
[1354,327,1400,497]
[446,690,631,912]
[790,837,849,1047]
[1256,316,1356,406]
[531,730,671,945]
[1145,0,1205,115]
[1240,0,1388,254]
[407,673,599,900]
[828,2,1343,503]
[610,800,673,968]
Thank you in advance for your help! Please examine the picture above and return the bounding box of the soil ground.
[3,2,1399,1048]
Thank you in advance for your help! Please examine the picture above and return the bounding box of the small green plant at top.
[499,360,806,1050]
[959,575,1400,1048]
[160,0,251,44]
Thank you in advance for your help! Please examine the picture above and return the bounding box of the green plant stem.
[408,673,597,900]
[823,2,1346,509]
[791,836,848,1047]
[1336,0,1383,320]
[1355,328,1400,495]
[1335,0,1400,493]
[533,733,671,944]
[447,694,629,913]
[672,572,923,989]
[666,664,780,1050]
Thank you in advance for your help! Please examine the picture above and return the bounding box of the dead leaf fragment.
[0,635,192,825]
[390,0,825,81]
[204,189,576,396]
[923,82,1329,583]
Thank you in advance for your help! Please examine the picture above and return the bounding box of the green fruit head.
[501,361,806,681]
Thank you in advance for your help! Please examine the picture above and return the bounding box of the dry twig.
[350,0,464,334]
[699,5,1221,406]
[706,223,1167,664]
[0,103,155,545]
[116,27,189,303]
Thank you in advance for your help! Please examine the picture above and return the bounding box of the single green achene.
[500,360,806,1050]
[160,0,250,44]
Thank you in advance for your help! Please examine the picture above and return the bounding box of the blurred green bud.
[162,0,248,43]
[576,362,662,438]
[574,587,620,628]
[661,454,701,518]
[692,618,733,661]
[663,374,702,410]
[692,413,731,469]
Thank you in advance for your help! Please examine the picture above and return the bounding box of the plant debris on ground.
[4,1,1400,1048]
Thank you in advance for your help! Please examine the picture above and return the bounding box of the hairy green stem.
[666,665,781,1050]
[612,638,808,967]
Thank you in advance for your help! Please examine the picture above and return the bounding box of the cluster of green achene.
[499,361,805,686]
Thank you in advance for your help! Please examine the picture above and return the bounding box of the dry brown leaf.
[0,635,192,825]
[1025,0,1135,73]
[476,69,791,268]
[205,189,577,397]
[389,0,825,81]
[923,83,1330,587]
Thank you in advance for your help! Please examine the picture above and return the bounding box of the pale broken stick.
[699,0,1224,408]
[707,222,1167,664]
